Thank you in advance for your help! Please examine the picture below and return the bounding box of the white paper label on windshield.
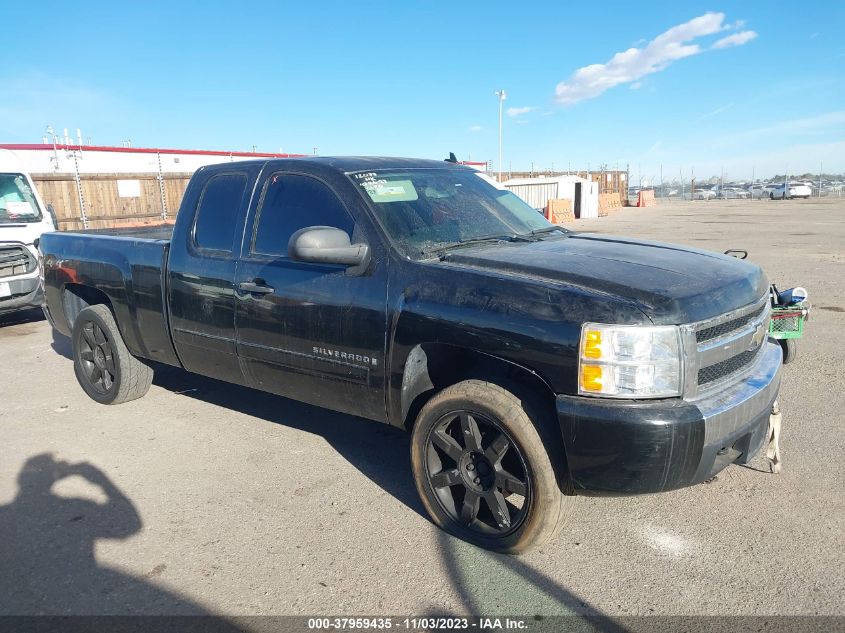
[0,282,11,298]
[361,179,419,203]
[5,201,37,217]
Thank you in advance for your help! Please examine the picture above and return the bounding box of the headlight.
[578,323,682,398]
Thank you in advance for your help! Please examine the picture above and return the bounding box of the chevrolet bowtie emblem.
[749,323,766,351]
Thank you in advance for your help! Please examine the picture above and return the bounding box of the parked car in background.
[691,188,716,200]
[715,187,750,199]
[769,182,812,199]
[0,150,57,316]
[749,184,773,199]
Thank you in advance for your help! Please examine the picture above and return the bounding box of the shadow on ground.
[150,362,426,519]
[0,453,243,625]
[0,307,44,328]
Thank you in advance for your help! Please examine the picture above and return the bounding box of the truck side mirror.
[288,226,370,267]
[47,203,59,228]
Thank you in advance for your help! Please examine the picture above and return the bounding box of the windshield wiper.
[422,234,530,257]
[522,226,569,238]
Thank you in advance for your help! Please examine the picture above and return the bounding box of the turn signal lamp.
[578,324,682,398]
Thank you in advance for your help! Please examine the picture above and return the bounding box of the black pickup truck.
[40,157,781,553]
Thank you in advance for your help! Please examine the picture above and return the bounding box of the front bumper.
[0,274,44,316]
[556,340,781,494]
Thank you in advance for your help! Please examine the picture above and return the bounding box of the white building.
[504,175,599,219]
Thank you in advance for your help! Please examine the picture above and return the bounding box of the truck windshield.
[0,173,43,224]
[349,169,557,257]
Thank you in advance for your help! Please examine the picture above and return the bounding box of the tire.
[72,304,153,404]
[780,338,797,364]
[410,379,574,554]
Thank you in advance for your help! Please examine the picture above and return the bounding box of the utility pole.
[819,162,823,197]
[660,164,663,198]
[495,89,506,181]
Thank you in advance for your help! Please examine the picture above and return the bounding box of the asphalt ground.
[1,198,843,621]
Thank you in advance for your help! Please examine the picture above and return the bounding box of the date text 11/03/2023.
[307,617,528,630]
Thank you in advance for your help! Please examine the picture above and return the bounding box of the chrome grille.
[0,245,36,279]
[698,349,758,385]
[696,303,766,343]
[681,295,771,399]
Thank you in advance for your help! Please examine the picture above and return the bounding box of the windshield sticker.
[4,201,37,217]
[360,178,419,203]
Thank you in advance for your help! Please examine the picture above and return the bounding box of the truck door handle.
[238,280,275,295]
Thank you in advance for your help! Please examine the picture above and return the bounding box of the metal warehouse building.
[504,175,599,218]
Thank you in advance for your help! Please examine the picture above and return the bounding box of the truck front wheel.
[410,380,573,553]
[779,338,798,364]
[72,304,153,404]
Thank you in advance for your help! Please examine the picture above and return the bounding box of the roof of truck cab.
[204,156,474,173]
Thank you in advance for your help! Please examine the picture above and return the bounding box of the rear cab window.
[193,173,248,254]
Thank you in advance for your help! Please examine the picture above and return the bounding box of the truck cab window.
[194,173,247,252]
[253,173,353,257]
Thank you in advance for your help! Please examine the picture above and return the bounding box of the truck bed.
[40,228,180,367]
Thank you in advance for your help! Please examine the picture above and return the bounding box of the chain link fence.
[632,172,844,203]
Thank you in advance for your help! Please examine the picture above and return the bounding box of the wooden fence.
[31,173,193,231]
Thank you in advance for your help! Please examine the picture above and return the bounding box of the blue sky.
[2,1,843,180]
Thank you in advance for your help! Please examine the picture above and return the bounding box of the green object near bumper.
[769,305,806,340]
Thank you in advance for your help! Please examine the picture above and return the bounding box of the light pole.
[495,89,506,181]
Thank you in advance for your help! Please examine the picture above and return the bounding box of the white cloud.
[712,30,758,49]
[554,12,757,105]
[506,106,535,117]
[468,125,483,132]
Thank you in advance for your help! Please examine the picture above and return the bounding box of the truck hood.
[0,222,52,246]
[442,233,768,324]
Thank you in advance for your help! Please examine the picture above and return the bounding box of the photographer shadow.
[0,453,242,624]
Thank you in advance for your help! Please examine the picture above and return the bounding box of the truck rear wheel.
[72,304,153,404]
[410,380,573,554]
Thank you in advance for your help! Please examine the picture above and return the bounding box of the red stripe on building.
[0,143,305,158]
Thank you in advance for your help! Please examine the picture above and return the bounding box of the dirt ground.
[1,197,843,620]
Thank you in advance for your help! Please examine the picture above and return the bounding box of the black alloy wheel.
[424,410,531,537]
[77,320,116,394]
[411,380,573,553]
[71,304,153,404]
